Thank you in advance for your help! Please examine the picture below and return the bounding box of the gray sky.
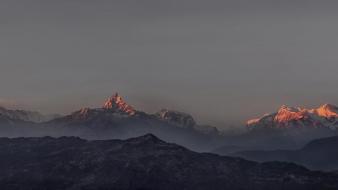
[1,0,338,127]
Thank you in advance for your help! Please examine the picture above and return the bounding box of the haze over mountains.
[1,93,338,189]
[232,136,338,171]
[0,106,59,123]
[3,0,338,188]
[0,93,222,151]
[234,103,338,150]
[1,93,338,152]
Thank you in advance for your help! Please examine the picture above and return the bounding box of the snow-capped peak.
[247,104,338,129]
[103,93,136,115]
[278,105,299,112]
[313,104,338,118]
[274,105,308,124]
[0,106,58,123]
[155,109,196,128]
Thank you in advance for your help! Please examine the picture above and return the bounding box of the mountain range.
[49,93,218,135]
[0,134,337,190]
[1,93,338,188]
[247,104,338,130]
[0,93,221,151]
[0,106,59,123]
[1,93,338,151]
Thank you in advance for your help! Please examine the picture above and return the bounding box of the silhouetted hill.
[0,135,337,190]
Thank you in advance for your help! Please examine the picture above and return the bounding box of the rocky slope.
[0,134,337,190]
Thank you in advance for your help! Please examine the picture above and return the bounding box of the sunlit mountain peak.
[103,93,136,115]
[247,103,338,129]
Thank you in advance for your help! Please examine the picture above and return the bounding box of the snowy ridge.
[247,104,338,130]
[0,106,58,123]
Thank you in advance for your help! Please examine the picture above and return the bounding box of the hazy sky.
[1,0,338,127]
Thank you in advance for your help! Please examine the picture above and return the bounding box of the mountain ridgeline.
[0,93,221,151]
[1,93,338,189]
[1,93,338,152]
[0,106,59,123]
[247,104,338,130]
[0,134,337,190]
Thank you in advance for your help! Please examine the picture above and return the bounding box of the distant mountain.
[0,113,28,126]
[232,136,338,171]
[102,92,136,115]
[247,104,338,129]
[155,109,196,128]
[0,134,337,190]
[0,107,61,137]
[46,93,221,151]
[2,94,338,152]
[238,104,338,149]
[155,109,219,134]
[0,106,59,123]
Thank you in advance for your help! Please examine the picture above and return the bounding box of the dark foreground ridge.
[0,134,337,190]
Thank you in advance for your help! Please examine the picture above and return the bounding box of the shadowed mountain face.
[232,136,338,171]
[0,134,337,190]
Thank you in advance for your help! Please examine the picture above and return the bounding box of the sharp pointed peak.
[103,92,123,104]
[108,92,122,100]
[113,92,120,98]
[102,92,136,115]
